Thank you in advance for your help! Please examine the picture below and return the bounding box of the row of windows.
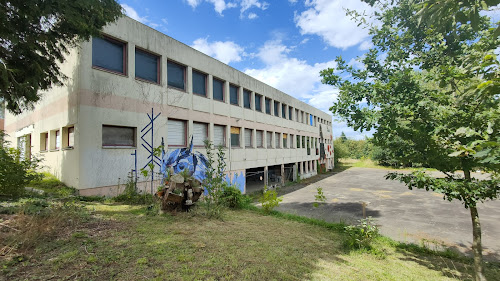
[101,121,321,150]
[91,35,332,127]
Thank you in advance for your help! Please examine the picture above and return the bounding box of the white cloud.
[294,0,376,49]
[359,40,373,51]
[121,4,149,23]
[289,0,298,3]
[191,38,245,64]
[248,12,258,19]
[185,0,237,15]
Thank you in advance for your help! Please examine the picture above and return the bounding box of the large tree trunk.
[465,169,486,281]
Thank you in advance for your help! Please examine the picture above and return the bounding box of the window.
[243,89,251,109]
[92,36,126,74]
[296,135,300,149]
[290,134,294,148]
[302,136,305,148]
[17,135,30,159]
[310,114,313,125]
[230,85,239,105]
[275,132,280,148]
[193,122,208,146]
[255,94,262,112]
[135,48,159,83]
[230,127,240,147]
[102,125,136,147]
[265,98,271,114]
[267,131,272,148]
[289,107,293,120]
[65,126,75,148]
[256,130,263,147]
[55,130,61,150]
[167,119,186,146]
[274,101,279,117]
[193,70,207,96]
[40,132,48,151]
[282,104,286,118]
[296,109,299,122]
[245,128,252,147]
[167,61,185,90]
[214,125,226,147]
[283,133,287,148]
[213,78,224,101]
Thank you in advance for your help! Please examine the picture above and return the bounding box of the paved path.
[276,167,500,260]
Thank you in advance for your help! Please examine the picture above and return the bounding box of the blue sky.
[118,0,499,140]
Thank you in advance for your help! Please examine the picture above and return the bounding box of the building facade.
[4,17,334,196]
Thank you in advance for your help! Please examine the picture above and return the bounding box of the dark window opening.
[265,98,271,114]
[192,70,207,96]
[167,61,185,90]
[230,85,238,105]
[255,94,262,112]
[213,78,224,101]
[243,89,251,109]
[135,48,159,83]
[102,125,136,147]
[92,36,126,74]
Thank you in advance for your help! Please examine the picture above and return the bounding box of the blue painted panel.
[310,114,313,125]
[225,172,245,193]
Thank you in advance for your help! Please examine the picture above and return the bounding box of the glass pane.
[103,126,135,147]
[274,102,279,116]
[255,95,261,111]
[68,127,75,147]
[167,61,185,90]
[135,49,158,83]
[231,133,240,147]
[213,79,224,101]
[193,70,207,96]
[243,90,251,108]
[265,98,271,114]
[282,104,286,118]
[230,85,238,105]
[92,37,124,73]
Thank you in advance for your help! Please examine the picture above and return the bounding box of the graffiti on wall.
[160,136,209,183]
[225,171,245,193]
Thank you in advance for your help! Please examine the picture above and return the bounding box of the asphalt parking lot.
[276,167,500,260]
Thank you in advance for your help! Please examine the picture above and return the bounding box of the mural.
[225,171,245,193]
[160,136,209,183]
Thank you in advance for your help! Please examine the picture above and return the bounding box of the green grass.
[28,172,77,197]
[2,201,499,280]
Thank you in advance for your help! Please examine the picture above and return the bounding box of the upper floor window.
[92,36,126,75]
[266,131,272,148]
[265,98,271,114]
[213,78,224,101]
[282,104,286,118]
[214,125,226,147]
[135,48,160,83]
[243,89,251,109]
[230,84,239,105]
[255,94,262,112]
[167,119,187,147]
[245,128,252,147]
[256,130,263,147]
[230,127,240,147]
[289,107,293,120]
[167,61,185,90]
[274,101,279,117]
[193,122,208,146]
[192,70,207,96]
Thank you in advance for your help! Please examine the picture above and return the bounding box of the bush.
[0,134,41,197]
[113,171,155,205]
[259,187,282,213]
[29,172,76,197]
[344,217,379,249]
[220,184,251,209]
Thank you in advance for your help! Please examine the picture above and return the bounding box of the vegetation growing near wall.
[0,133,41,198]
[28,172,76,197]
[258,186,283,213]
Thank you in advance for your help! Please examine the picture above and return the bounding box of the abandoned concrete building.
[4,16,334,196]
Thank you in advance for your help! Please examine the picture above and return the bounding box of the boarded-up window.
[135,48,159,83]
[102,125,136,147]
[266,131,272,148]
[68,127,75,147]
[167,61,185,90]
[193,122,208,146]
[255,94,262,112]
[230,85,239,105]
[92,36,125,74]
[245,128,252,147]
[214,125,225,147]
[243,90,251,109]
[256,130,263,147]
[231,127,240,147]
[213,78,224,101]
[167,119,186,146]
[193,70,207,96]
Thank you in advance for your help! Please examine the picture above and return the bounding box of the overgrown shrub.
[113,172,154,205]
[0,133,41,197]
[259,187,282,213]
[220,184,251,209]
[29,172,76,197]
[344,217,379,249]
[313,187,327,208]
[201,141,228,218]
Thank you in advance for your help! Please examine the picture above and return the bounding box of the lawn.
[1,201,499,280]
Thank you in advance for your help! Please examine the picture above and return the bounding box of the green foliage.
[333,137,372,162]
[313,187,327,208]
[258,187,283,213]
[201,140,229,218]
[219,184,251,209]
[29,172,76,197]
[0,133,41,197]
[344,217,379,249]
[0,0,123,114]
[113,172,154,205]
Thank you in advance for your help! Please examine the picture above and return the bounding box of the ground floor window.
[102,125,136,147]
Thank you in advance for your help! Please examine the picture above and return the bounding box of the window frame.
[167,60,186,91]
[92,34,127,76]
[193,122,208,147]
[265,98,271,114]
[134,46,161,84]
[213,124,227,147]
[282,104,286,118]
[243,89,252,109]
[255,94,262,112]
[229,84,239,106]
[230,126,241,148]
[192,69,208,97]
[102,125,137,148]
[212,77,225,102]
[256,130,264,148]
[274,101,279,117]
[167,119,187,147]
[244,128,253,148]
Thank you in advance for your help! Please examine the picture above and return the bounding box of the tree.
[0,0,122,114]
[340,131,348,142]
[321,1,499,280]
